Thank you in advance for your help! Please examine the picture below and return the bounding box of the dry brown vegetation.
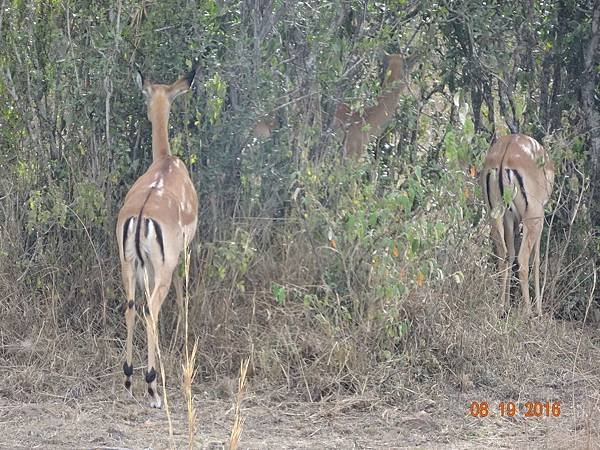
[2,190,600,447]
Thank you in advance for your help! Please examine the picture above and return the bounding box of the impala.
[333,53,413,159]
[481,134,554,317]
[251,117,276,140]
[116,67,199,408]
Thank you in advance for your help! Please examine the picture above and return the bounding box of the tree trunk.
[538,52,552,135]
[549,58,563,132]
[483,77,496,140]
[470,82,484,133]
[582,1,600,226]
[498,79,518,134]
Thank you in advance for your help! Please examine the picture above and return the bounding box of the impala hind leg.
[503,214,517,312]
[518,218,542,318]
[122,261,136,392]
[145,276,172,408]
[490,218,509,314]
[533,230,543,316]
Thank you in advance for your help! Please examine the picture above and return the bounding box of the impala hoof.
[148,385,161,408]
[149,391,162,408]
[123,362,134,392]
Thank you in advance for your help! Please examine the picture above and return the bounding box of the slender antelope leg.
[490,218,508,313]
[534,230,543,316]
[145,279,172,408]
[504,215,516,312]
[122,261,136,391]
[518,218,542,318]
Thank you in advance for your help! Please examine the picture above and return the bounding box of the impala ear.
[135,70,151,98]
[186,65,200,90]
[134,70,144,91]
[169,65,200,100]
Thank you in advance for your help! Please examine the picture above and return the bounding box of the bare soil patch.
[1,377,599,449]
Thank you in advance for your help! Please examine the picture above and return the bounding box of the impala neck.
[151,111,171,161]
[379,58,406,113]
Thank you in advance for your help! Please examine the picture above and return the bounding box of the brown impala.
[116,67,199,408]
[481,134,554,317]
[334,53,413,159]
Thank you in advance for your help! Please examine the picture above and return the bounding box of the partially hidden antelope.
[116,67,199,408]
[333,53,414,159]
[480,134,554,317]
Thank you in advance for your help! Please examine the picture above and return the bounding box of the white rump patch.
[128,217,136,234]
[123,217,137,260]
[146,219,155,239]
[141,219,154,255]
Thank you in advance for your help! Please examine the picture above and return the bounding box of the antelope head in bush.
[333,52,415,159]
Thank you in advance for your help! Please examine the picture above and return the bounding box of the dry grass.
[228,358,250,450]
[182,243,199,450]
[182,338,199,448]
[1,214,598,402]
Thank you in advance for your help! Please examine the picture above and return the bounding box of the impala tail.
[122,209,165,290]
[482,165,528,218]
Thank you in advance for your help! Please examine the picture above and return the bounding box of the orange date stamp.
[469,401,561,418]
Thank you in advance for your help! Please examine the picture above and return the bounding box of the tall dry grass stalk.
[229,358,250,450]
[183,338,199,449]
[181,241,199,450]
[155,322,174,447]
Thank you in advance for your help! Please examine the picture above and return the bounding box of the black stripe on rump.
[122,216,134,256]
[134,190,154,267]
[134,209,145,267]
[498,163,504,199]
[513,169,529,210]
[149,218,165,263]
[485,172,493,209]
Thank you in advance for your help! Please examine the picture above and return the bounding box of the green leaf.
[271,283,286,305]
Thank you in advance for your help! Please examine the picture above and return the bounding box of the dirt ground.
[1,379,600,450]
[3,311,600,449]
